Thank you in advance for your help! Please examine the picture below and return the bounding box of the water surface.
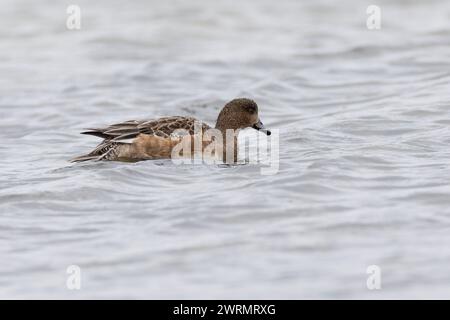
[1,0,450,298]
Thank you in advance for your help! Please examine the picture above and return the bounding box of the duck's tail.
[70,141,122,163]
[69,154,102,163]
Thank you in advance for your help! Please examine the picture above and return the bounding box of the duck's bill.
[252,120,271,136]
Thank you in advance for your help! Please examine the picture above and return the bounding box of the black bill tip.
[252,121,271,136]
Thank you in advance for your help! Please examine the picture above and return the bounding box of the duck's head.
[215,98,271,136]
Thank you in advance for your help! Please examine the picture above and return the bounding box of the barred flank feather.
[70,141,124,162]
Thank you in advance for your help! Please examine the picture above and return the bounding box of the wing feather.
[81,116,211,141]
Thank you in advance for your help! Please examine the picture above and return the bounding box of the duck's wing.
[81,116,212,141]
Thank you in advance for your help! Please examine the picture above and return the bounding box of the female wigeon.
[71,98,271,163]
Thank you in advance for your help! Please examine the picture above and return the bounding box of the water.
[1,0,450,299]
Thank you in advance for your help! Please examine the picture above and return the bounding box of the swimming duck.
[71,98,271,163]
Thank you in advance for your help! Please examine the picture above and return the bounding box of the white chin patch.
[237,128,266,163]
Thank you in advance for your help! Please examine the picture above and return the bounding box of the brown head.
[214,98,271,135]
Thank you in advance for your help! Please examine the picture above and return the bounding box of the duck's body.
[71,98,270,163]
[72,117,212,162]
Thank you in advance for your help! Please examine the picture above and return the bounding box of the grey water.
[1,0,450,299]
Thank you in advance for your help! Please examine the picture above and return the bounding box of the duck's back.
[82,116,212,141]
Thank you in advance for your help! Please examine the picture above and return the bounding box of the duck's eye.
[244,105,257,114]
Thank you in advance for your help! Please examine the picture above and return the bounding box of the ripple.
[1,0,450,299]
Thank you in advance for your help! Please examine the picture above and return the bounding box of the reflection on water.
[1,0,450,298]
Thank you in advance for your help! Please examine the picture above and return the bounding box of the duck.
[71,98,271,163]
